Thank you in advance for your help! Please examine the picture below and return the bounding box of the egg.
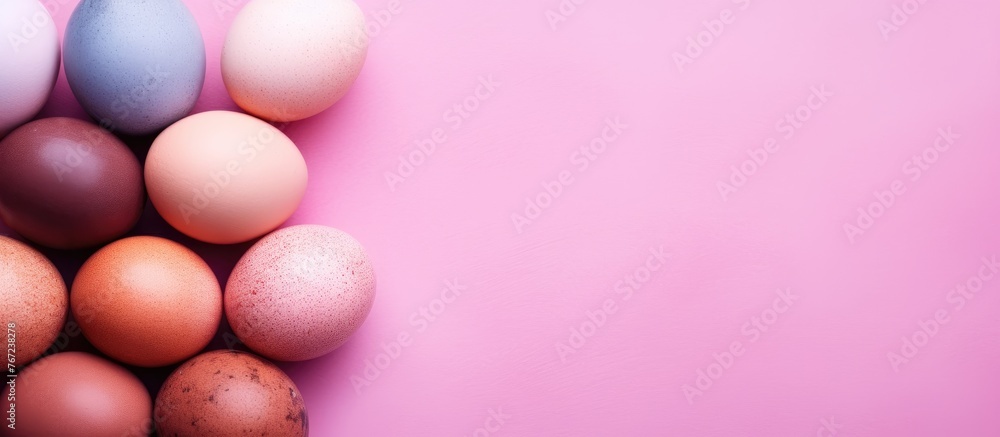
[226,225,376,361]
[0,0,60,138]
[0,236,66,366]
[222,0,368,122]
[71,236,222,367]
[145,111,308,245]
[16,352,152,436]
[154,350,308,437]
[0,118,144,250]
[63,0,205,135]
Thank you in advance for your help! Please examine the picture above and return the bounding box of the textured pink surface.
[6,0,1000,435]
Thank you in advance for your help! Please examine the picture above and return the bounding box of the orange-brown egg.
[16,352,152,436]
[71,236,222,367]
[0,235,66,366]
[154,350,308,437]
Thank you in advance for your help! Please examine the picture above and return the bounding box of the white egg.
[0,0,60,138]
[222,0,369,122]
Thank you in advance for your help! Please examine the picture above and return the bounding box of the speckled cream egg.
[16,352,152,437]
[155,350,307,437]
[226,225,376,361]
[71,236,222,367]
[221,0,369,122]
[0,236,66,366]
[0,0,60,138]
[145,111,308,245]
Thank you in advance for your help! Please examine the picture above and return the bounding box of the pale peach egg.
[145,111,308,245]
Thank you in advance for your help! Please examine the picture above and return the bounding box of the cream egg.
[222,0,368,122]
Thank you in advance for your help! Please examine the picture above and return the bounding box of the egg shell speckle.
[63,0,206,135]
[222,0,369,122]
[155,350,307,437]
[226,225,376,361]
[0,0,60,138]
[71,236,222,367]
[0,236,66,366]
[16,352,152,437]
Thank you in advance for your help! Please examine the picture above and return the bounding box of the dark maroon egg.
[0,117,143,250]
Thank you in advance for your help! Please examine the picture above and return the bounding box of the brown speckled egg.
[154,350,308,437]
[17,352,152,437]
[225,225,376,361]
[71,236,222,367]
[0,235,66,366]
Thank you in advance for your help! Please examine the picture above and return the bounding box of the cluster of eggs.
[0,0,373,435]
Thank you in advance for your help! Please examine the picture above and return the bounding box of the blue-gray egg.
[63,0,205,136]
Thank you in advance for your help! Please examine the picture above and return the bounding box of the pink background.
[4,0,1000,435]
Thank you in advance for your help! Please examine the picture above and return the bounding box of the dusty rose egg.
[145,111,308,244]
[16,352,152,437]
[154,350,307,437]
[222,0,368,121]
[0,236,66,366]
[71,236,222,367]
[226,225,376,361]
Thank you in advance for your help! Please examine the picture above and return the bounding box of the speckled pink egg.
[221,0,368,122]
[0,235,66,366]
[225,225,376,361]
[145,111,308,245]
